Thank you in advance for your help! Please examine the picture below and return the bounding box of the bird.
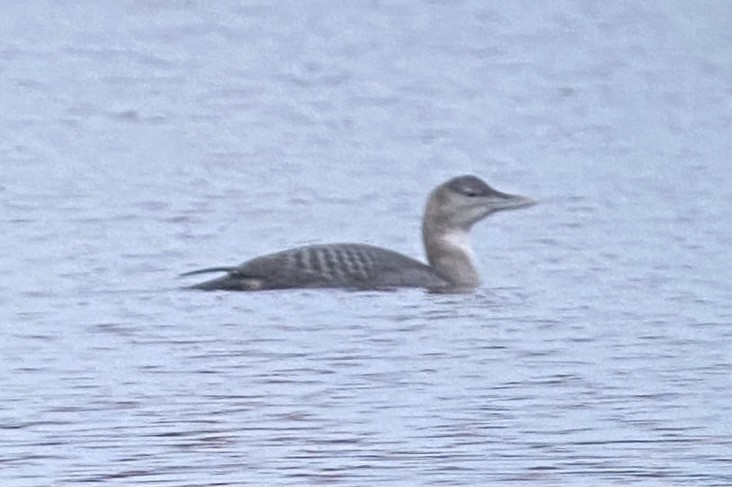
[182,175,535,292]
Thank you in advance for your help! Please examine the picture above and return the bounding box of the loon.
[182,175,535,292]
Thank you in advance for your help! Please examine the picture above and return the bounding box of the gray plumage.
[182,175,535,292]
[182,243,447,291]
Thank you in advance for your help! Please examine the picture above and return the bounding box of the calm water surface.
[2,1,731,485]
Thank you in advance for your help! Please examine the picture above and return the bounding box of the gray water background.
[1,1,731,485]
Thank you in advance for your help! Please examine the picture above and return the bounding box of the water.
[2,1,731,485]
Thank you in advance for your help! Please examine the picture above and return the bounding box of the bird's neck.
[422,221,480,288]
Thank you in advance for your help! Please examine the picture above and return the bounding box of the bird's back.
[187,243,448,291]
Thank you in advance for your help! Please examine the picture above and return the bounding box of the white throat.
[439,229,475,260]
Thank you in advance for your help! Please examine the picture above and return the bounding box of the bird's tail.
[179,267,235,277]
[181,267,263,291]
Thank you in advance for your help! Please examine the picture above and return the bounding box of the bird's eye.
[448,176,491,198]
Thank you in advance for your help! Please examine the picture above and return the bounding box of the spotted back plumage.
[189,243,448,291]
